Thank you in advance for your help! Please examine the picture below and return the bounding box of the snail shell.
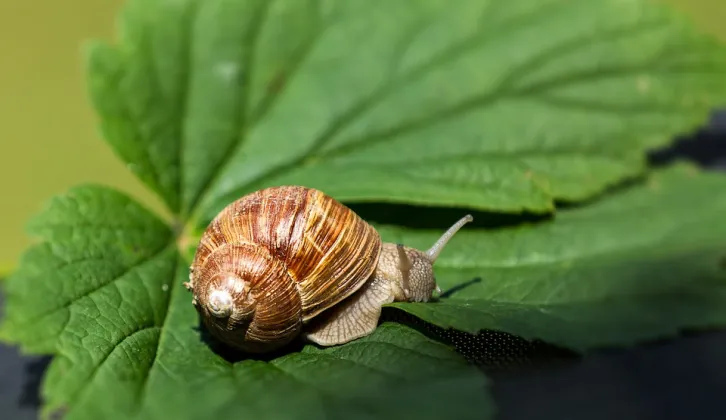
[186,186,381,353]
[185,185,472,353]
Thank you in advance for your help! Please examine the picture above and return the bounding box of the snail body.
[185,186,472,353]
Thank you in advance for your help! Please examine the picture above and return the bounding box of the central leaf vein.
[178,1,201,217]
[136,253,181,413]
[187,0,275,216]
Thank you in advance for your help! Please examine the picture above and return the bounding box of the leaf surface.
[8,166,725,419]
[85,0,726,221]
[0,186,490,420]
[4,0,726,418]
[0,186,173,353]
[387,165,726,351]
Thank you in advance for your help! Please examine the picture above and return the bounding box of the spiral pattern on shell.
[188,186,382,353]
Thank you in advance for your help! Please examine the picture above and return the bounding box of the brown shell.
[190,186,382,350]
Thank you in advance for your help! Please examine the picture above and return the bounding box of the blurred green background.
[0,0,725,270]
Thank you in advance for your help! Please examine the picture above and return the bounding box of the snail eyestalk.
[208,289,234,318]
[425,214,473,262]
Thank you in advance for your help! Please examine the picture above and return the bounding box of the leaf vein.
[69,326,161,409]
[186,0,274,216]
[177,1,201,217]
[248,1,326,125]
[102,63,164,202]
[233,0,572,192]
[330,17,719,163]
[138,25,174,210]
[13,244,173,330]
[135,253,180,412]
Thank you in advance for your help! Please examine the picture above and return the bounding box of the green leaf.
[6,0,726,418]
[9,168,725,419]
[85,0,726,221]
[388,164,726,351]
[0,186,490,420]
[0,186,174,353]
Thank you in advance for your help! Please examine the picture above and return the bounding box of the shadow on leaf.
[551,173,648,211]
[439,277,483,298]
[346,202,551,231]
[380,307,580,376]
[193,317,307,364]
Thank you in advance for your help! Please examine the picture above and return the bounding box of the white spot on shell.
[234,280,247,294]
[223,275,247,294]
[208,290,234,318]
[162,284,169,292]
[224,276,247,294]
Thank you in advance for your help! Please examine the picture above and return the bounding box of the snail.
[184,186,472,353]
